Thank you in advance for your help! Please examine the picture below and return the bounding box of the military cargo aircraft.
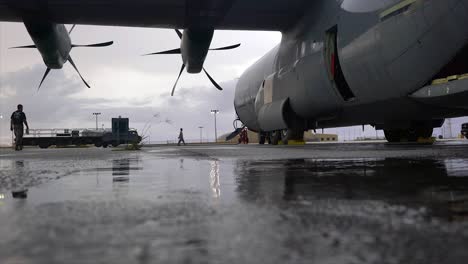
[1,0,467,144]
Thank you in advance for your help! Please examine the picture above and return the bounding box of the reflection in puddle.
[12,161,28,199]
[235,158,468,221]
[112,159,131,182]
[111,158,141,198]
[210,161,221,198]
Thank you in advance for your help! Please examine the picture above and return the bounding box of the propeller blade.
[37,68,52,91]
[171,64,186,96]
[203,68,223,91]
[68,56,91,88]
[210,43,241,51]
[9,45,36,49]
[175,29,183,39]
[142,48,181,56]
[69,24,76,34]
[72,41,114,48]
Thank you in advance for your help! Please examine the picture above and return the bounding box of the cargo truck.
[21,117,142,149]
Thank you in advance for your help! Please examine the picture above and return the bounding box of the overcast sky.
[0,22,466,145]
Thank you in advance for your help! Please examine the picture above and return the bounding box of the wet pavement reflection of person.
[12,160,28,199]
[210,160,220,198]
[235,158,468,221]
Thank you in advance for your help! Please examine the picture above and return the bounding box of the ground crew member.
[178,128,186,146]
[239,127,249,144]
[10,104,29,151]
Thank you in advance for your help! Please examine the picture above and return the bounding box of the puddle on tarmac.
[1,155,468,263]
[1,156,468,221]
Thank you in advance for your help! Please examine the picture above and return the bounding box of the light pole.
[92,112,101,130]
[199,126,204,143]
[211,110,219,143]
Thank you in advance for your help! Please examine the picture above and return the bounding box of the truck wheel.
[103,144,108,148]
[112,142,119,147]
[94,142,102,148]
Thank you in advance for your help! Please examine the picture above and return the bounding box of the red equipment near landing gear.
[238,128,249,144]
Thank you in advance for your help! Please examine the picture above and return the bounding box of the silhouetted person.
[178,128,186,146]
[10,104,29,151]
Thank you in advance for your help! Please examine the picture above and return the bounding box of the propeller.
[72,41,114,48]
[69,24,76,34]
[68,56,90,88]
[143,29,240,96]
[10,24,113,90]
[38,68,52,91]
[9,45,36,49]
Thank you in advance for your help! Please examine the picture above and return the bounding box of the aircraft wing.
[0,0,311,31]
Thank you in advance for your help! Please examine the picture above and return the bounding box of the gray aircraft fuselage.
[235,0,468,133]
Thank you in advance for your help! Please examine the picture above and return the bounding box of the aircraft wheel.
[269,131,281,145]
[384,127,433,143]
[281,129,304,145]
[258,133,266,145]
[384,130,404,143]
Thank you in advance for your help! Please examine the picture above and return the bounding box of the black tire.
[112,141,119,148]
[94,142,102,148]
[385,128,433,143]
[258,133,266,145]
[103,144,108,148]
[269,131,281,145]
[384,130,405,143]
[281,129,305,145]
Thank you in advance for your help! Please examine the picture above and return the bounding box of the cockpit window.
[340,0,402,13]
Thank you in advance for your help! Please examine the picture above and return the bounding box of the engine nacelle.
[24,20,71,69]
[181,28,214,73]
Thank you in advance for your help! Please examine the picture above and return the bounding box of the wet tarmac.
[1,142,468,263]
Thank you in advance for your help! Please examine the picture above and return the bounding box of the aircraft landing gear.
[281,129,304,145]
[384,127,433,143]
[269,131,281,145]
[258,133,267,145]
[267,129,304,145]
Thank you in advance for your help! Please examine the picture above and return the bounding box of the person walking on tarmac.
[178,128,186,146]
[10,104,29,151]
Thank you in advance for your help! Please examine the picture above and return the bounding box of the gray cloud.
[0,63,239,144]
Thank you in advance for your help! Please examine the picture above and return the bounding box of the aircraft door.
[325,26,356,102]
